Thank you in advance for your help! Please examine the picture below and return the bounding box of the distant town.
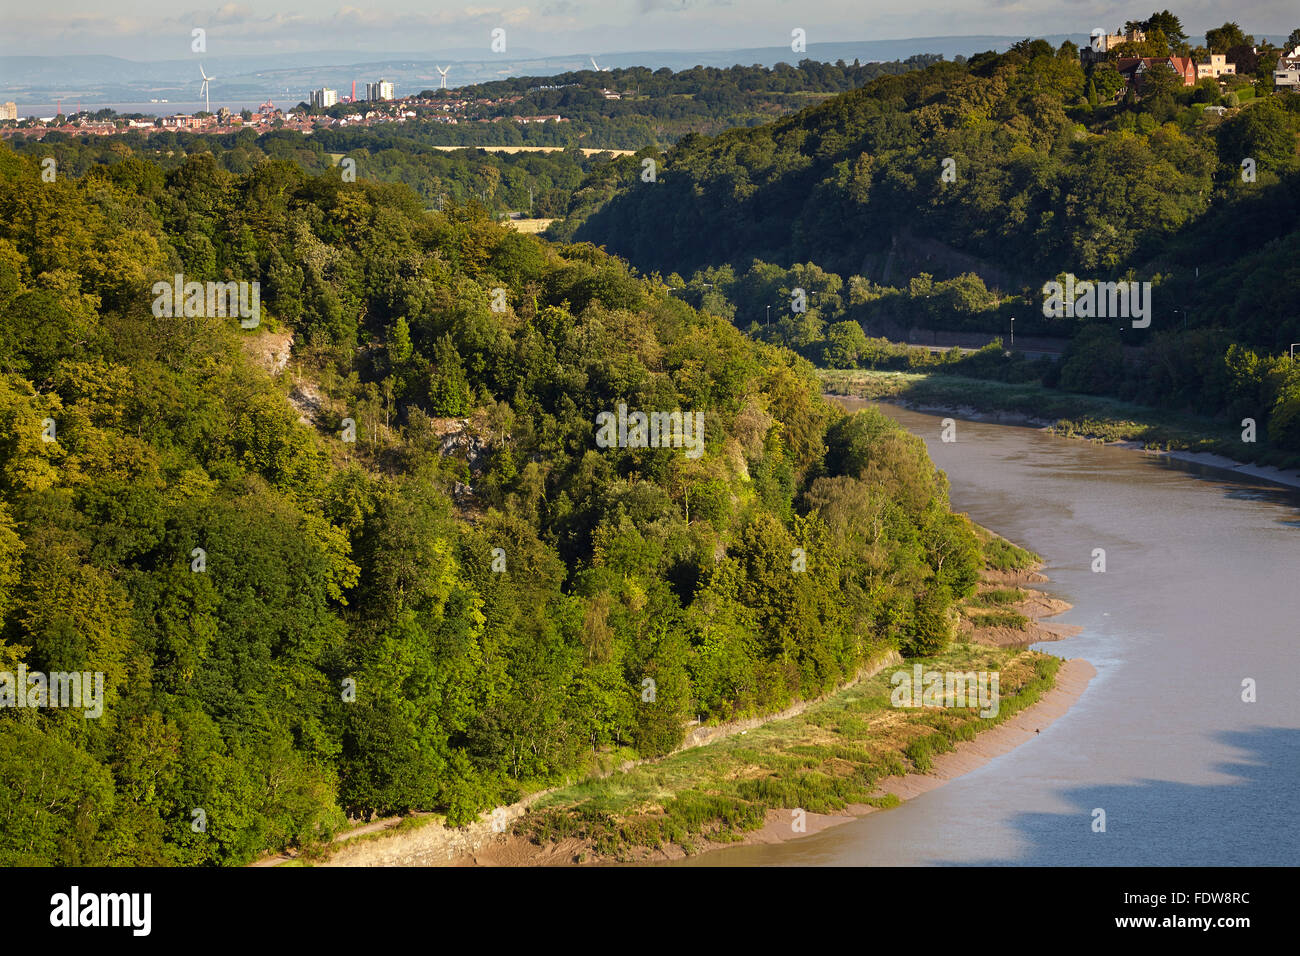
[0,72,624,140]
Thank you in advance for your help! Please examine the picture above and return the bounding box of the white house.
[1276,46,1300,90]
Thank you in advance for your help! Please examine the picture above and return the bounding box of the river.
[677,401,1300,866]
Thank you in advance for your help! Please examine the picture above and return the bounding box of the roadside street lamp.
[1010,316,1014,349]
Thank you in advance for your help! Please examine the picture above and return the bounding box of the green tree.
[427,334,473,416]
[1206,23,1252,54]
[0,725,117,865]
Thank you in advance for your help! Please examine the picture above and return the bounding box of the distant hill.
[1,36,1091,111]
[569,40,1300,343]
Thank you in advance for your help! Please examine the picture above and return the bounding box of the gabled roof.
[1116,56,1192,76]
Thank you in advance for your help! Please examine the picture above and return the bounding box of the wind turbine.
[436,65,449,89]
[199,65,215,114]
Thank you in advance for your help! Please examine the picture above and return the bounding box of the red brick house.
[1116,56,1197,95]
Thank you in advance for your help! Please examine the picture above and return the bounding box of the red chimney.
[351,80,356,102]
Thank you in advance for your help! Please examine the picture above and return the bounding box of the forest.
[0,141,982,864]
[391,57,945,145]
[566,32,1300,456]
[6,127,613,219]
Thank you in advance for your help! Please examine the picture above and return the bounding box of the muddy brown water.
[674,401,1300,866]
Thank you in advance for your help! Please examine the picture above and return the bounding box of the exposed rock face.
[239,329,295,376]
[432,417,489,472]
[288,382,324,425]
[238,329,322,424]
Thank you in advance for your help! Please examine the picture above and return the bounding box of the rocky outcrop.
[239,329,295,376]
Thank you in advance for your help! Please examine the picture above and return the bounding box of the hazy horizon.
[5,1,1297,60]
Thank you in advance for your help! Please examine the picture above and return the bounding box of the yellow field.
[505,218,555,233]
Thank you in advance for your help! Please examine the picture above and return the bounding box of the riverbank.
[822,369,1300,491]
[650,657,1096,858]
[959,566,1082,648]
[452,655,1094,866]
[285,553,1089,867]
[454,565,1093,866]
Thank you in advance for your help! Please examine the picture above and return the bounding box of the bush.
[1059,325,1125,395]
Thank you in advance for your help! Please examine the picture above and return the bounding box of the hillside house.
[1116,56,1197,95]
[1196,54,1236,79]
[1276,46,1300,90]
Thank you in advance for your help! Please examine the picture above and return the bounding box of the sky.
[4,1,1298,60]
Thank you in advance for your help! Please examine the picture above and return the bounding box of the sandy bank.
[1131,446,1300,492]
[960,568,1083,648]
[700,657,1096,850]
[458,657,1096,865]
[845,396,1057,430]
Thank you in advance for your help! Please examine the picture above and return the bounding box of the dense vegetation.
[6,127,616,219]
[394,57,945,147]
[566,32,1300,456]
[0,141,983,864]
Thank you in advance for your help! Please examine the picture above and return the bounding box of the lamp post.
[1010,316,1015,349]
[765,305,770,327]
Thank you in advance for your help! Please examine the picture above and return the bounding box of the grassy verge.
[820,369,1299,470]
[965,609,1030,630]
[516,642,1059,861]
[974,524,1040,572]
[970,587,1027,607]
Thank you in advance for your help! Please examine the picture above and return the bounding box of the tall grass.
[515,649,1062,859]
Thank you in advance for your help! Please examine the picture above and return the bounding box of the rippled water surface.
[675,402,1300,866]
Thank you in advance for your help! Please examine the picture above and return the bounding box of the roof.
[1116,56,1193,76]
